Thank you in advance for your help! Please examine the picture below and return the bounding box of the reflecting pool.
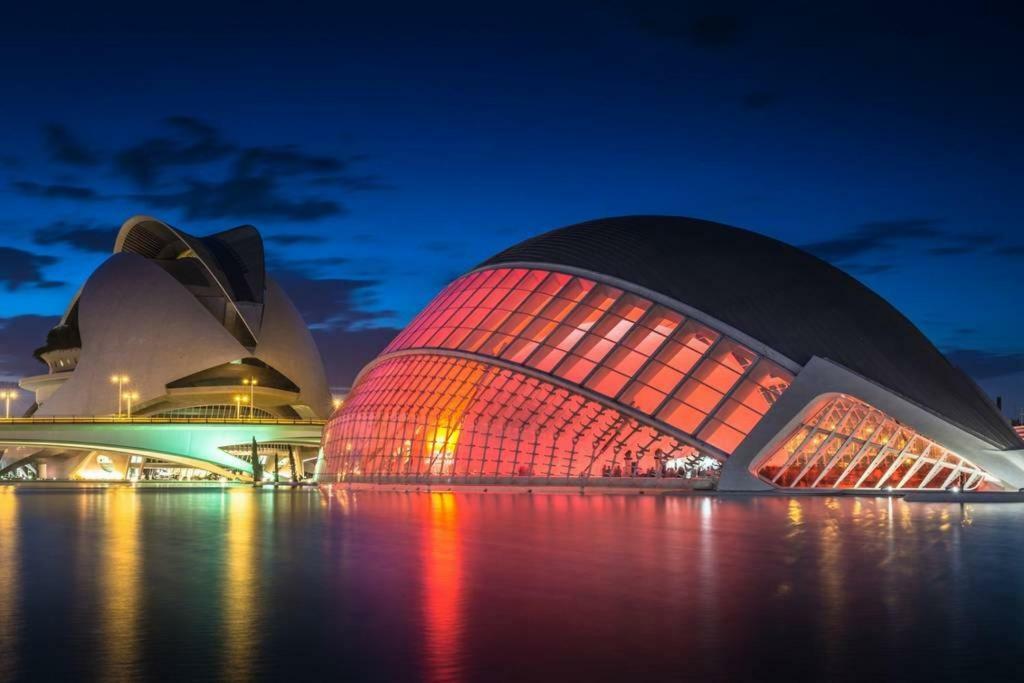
[1,487,1023,681]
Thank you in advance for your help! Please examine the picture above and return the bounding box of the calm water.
[1,487,1023,682]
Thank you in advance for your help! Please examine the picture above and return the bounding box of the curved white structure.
[4,216,332,480]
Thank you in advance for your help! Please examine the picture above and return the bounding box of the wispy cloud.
[945,348,1024,379]
[0,247,62,290]
[803,218,943,263]
[32,220,115,253]
[114,116,235,187]
[43,123,100,166]
[11,180,99,201]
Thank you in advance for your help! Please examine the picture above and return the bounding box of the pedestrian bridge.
[0,417,325,480]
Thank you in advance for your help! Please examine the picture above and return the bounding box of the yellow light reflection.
[222,488,260,681]
[0,489,19,674]
[423,493,462,681]
[787,498,803,526]
[103,488,140,680]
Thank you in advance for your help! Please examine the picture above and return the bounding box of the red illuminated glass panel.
[755,394,1004,491]
[320,354,710,482]
[379,266,796,456]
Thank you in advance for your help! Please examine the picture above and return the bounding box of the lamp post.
[110,374,130,417]
[233,394,249,419]
[123,391,139,419]
[1,389,17,419]
[242,377,258,419]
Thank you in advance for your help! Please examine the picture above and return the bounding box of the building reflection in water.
[103,488,141,680]
[222,489,261,681]
[423,492,463,683]
[0,489,19,676]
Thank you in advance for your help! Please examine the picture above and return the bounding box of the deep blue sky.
[0,1,1022,417]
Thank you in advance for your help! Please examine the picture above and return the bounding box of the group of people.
[598,450,703,479]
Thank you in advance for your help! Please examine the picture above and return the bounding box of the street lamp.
[332,397,343,412]
[110,374,130,417]
[0,389,17,419]
[123,391,139,419]
[242,377,258,419]
[233,394,249,419]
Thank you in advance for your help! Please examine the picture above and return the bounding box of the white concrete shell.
[3,216,331,479]
[35,252,248,417]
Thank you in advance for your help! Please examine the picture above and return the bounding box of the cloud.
[945,349,1024,380]
[11,180,99,200]
[115,116,235,187]
[0,314,59,382]
[27,117,383,222]
[134,176,344,222]
[265,233,327,246]
[804,219,1018,271]
[32,220,115,253]
[803,218,943,262]
[272,265,394,328]
[43,124,99,166]
[0,247,62,290]
[234,146,349,177]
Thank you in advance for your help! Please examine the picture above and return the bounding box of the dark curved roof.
[482,215,1019,450]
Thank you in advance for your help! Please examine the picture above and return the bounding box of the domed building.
[3,216,331,480]
[319,216,1024,492]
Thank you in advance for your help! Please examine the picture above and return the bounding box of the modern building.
[1,216,331,480]
[319,216,1024,492]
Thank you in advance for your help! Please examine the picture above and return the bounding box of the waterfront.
[1,488,1023,682]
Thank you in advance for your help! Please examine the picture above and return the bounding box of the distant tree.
[288,445,299,485]
[251,437,263,485]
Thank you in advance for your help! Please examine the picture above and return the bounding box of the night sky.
[0,1,1021,417]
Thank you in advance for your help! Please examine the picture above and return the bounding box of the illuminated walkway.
[0,417,324,480]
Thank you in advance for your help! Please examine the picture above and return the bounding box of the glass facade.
[322,354,711,481]
[755,395,1003,491]
[382,267,793,455]
[322,266,796,484]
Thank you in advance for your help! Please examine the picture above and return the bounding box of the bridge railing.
[0,417,326,426]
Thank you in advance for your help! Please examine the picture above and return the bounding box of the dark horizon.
[1,1,1022,417]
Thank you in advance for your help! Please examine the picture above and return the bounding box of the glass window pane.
[658,399,706,433]
[674,378,724,413]
[713,398,762,434]
[501,338,540,364]
[636,361,684,394]
[619,382,667,414]
[692,358,742,394]
[563,304,604,331]
[530,345,567,373]
[574,335,616,364]
[538,271,571,295]
[675,321,719,355]
[556,355,596,383]
[655,340,704,375]
[711,340,757,374]
[604,347,649,376]
[698,419,745,454]
[585,367,631,397]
